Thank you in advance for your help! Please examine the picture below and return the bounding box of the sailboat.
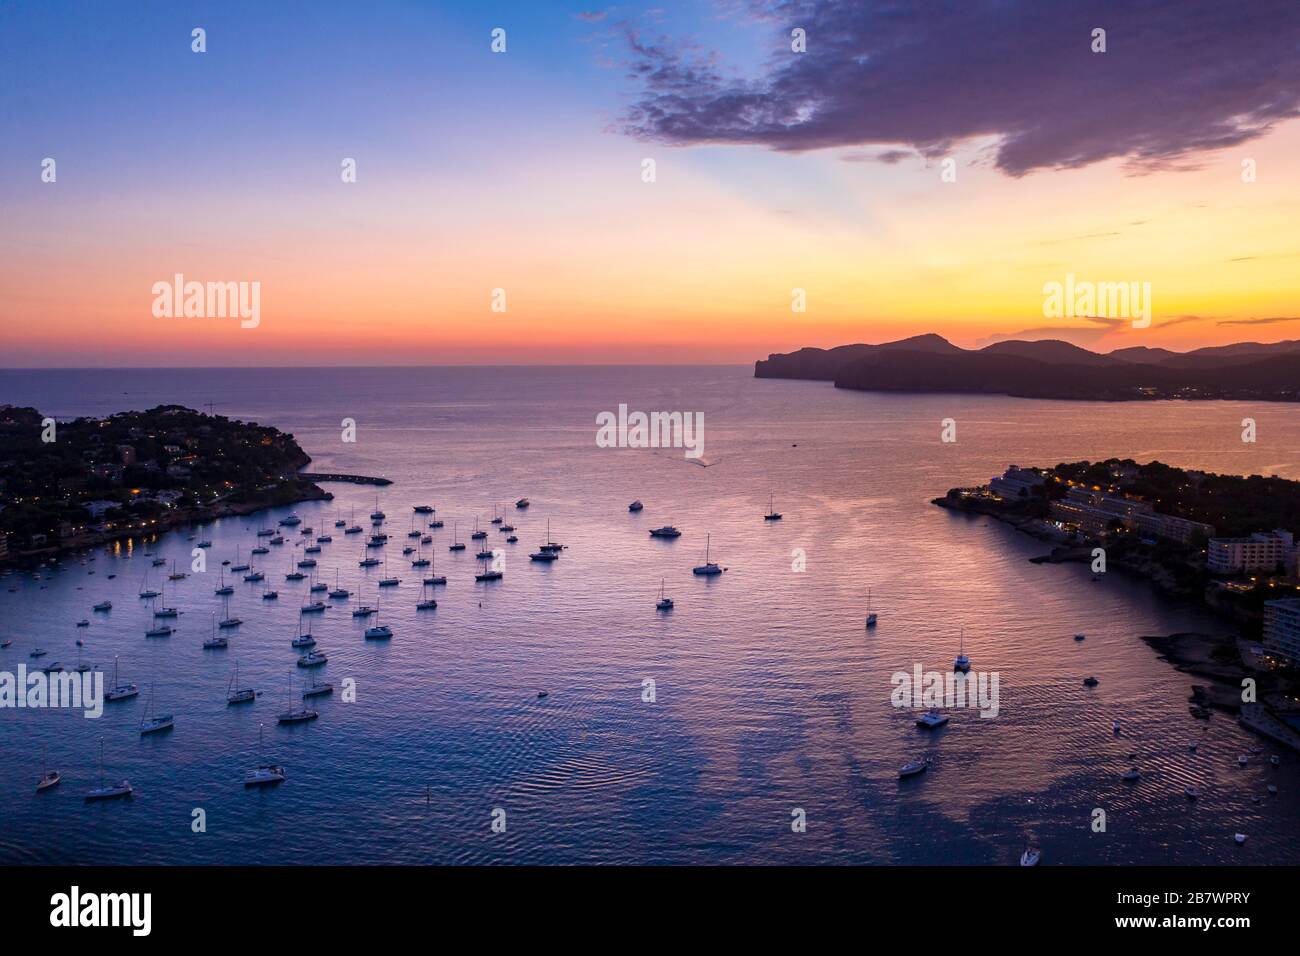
[138,570,160,599]
[84,738,132,801]
[365,590,394,638]
[291,613,316,648]
[36,743,60,792]
[692,534,724,575]
[378,556,400,587]
[953,629,970,673]
[539,519,564,553]
[139,683,175,735]
[763,494,783,521]
[471,517,487,541]
[277,679,318,724]
[244,724,286,786]
[302,676,333,698]
[218,595,242,628]
[105,656,139,701]
[416,582,438,610]
[152,583,177,617]
[656,578,673,611]
[345,508,363,534]
[226,661,255,705]
[448,522,466,552]
[424,551,447,586]
[475,554,504,581]
[329,570,350,599]
[230,546,250,573]
[214,569,234,595]
[865,589,878,628]
[370,496,385,522]
[168,560,187,581]
[203,613,229,649]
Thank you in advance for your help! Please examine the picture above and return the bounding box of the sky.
[2,0,1299,367]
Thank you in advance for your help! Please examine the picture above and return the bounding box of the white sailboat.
[245,724,286,787]
[365,590,393,639]
[36,743,60,792]
[656,578,673,611]
[692,534,723,575]
[84,738,133,801]
[139,683,174,735]
[105,656,139,701]
[227,660,255,705]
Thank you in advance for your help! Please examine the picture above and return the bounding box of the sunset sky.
[2,0,1299,366]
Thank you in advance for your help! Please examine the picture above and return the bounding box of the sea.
[0,365,1297,864]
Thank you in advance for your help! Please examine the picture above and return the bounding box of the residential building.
[1263,599,1300,667]
[1208,530,1297,575]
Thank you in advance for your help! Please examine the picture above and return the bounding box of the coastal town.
[936,459,1300,751]
[0,405,329,563]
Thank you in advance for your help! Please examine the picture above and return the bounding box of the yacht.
[262,587,279,600]
[291,616,316,648]
[916,709,949,729]
[763,494,782,521]
[296,650,327,668]
[1234,833,1247,845]
[145,623,173,638]
[328,571,350,599]
[244,725,285,787]
[359,555,380,567]
[365,592,393,638]
[138,572,161,599]
[218,611,243,628]
[1083,676,1099,687]
[300,600,327,614]
[692,534,723,575]
[628,500,644,513]
[449,523,466,551]
[84,740,133,801]
[530,549,559,562]
[370,498,385,522]
[226,661,255,705]
[1238,755,1249,765]
[335,513,348,528]
[93,600,113,611]
[309,579,327,593]
[30,647,47,657]
[953,629,970,673]
[76,619,89,628]
[656,578,673,611]
[257,528,275,537]
[424,554,447,586]
[230,547,249,572]
[515,498,530,509]
[429,519,444,529]
[475,547,494,560]
[105,657,139,701]
[1184,786,1200,799]
[214,571,234,596]
[898,757,929,778]
[1074,633,1086,641]
[302,679,333,699]
[352,604,375,617]
[245,567,267,584]
[297,557,317,569]
[411,555,430,568]
[475,557,504,581]
[414,505,434,514]
[498,525,514,534]
[279,514,302,527]
[250,546,269,556]
[506,535,518,543]
[1121,767,1141,782]
[269,535,285,545]
[138,684,175,735]
[649,525,681,539]
[471,518,487,541]
[316,534,332,544]
[1020,847,1042,867]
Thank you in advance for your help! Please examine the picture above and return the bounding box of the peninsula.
[755,334,1300,401]
[0,404,330,562]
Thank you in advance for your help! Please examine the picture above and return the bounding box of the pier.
[299,472,393,486]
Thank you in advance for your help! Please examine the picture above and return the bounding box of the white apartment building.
[1263,598,1300,666]
[1208,530,1296,575]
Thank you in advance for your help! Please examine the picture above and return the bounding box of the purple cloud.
[620,0,1300,176]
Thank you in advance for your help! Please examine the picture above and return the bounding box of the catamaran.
[954,629,970,673]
